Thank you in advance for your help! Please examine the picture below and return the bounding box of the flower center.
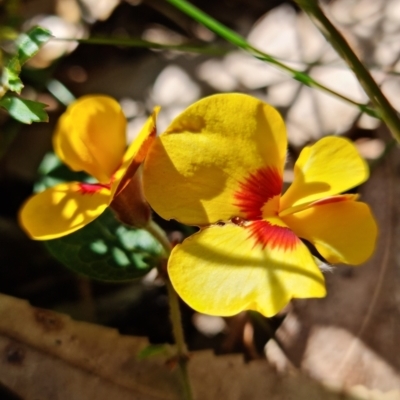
[233,166,298,251]
[234,166,283,220]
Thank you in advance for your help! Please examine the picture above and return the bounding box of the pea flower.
[20,95,158,240]
[143,93,377,317]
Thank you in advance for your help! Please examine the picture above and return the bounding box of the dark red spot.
[248,220,299,251]
[77,182,111,195]
[231,216,246,226]
[234,167,283,220]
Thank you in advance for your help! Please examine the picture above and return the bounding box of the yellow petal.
[19,182,111,240]
[143,93,287,226]
[53,95,127,183]
[280,136,369,213]
[168,223,326,317]
[281,198,377,265]
[111,107,159,197]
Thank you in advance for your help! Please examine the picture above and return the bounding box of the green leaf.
[2,57,23,93]
[0,93,48,124]
[2,26,52,94]
[45,209,163,281]
[16,26,52,65]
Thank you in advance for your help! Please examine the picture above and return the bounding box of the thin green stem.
[145,220,193,400]
[294,0,400,142]
[146,220,172,256]
[165,279,193,400]
[53,36,229,56]
[46,79,76,106]
[165,0,379,118]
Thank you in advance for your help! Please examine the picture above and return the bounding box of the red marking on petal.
[248,220,299,251]
[234,167,283,220]
[77,182,111,195]
[310,195,356,207]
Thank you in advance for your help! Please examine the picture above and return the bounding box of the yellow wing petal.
[280,136,369,213]
[19,182,111,240]
[281,197,378,265]
[168,223,326,317]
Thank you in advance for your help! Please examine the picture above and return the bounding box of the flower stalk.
[146,220,194,400]
[294,0,400,142]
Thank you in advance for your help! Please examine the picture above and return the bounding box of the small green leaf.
[2,57,23,93]
[1,26,52,95]
[16,26,52,65]
[45,209,163,281]
[2,68,23,93]
[137,344,173,360]
[0,93,48,124]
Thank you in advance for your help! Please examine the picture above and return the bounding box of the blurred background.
[0,0,399,391]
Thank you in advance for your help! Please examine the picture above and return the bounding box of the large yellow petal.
[111,107,159,197]
[280,136,369,214]
[53,95,127,184]
[281,198,377,265]
[19,182,111,240]
[168,223,326,317]
[143,93,287,226]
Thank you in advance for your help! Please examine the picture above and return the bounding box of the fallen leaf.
[0,292,397,399]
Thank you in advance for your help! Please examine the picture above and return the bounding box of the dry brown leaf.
[269,128,400,392]
[0,293,181,399]
[0,292,396,399]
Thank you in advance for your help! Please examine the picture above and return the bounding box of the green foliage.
[45,209,163,281]
[3,57,23,93]
[1,26,52,123]
[15,27,53,65]
[0,93,48,123]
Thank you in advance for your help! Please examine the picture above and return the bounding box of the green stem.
[146,220,173,256]
[294,0,400,142]
[165,0,379,118]
[54,36,228,56]
[145,220,193,400]
[166,279,193,400]
[46,79,76,106]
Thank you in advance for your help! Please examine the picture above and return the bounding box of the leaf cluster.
[0,26,51,123]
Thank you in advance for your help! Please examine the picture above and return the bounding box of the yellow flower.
[19,95,158,240]
[143,93,378,317]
